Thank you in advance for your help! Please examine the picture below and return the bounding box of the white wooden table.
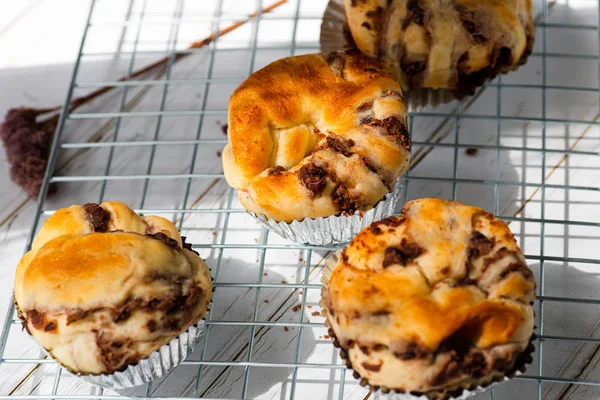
[0,0,599,399]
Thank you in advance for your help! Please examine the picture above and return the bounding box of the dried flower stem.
[67,0,287,114]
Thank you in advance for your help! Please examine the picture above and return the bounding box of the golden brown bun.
[324,198,535,396]
[222,51,411,222]
[14,202,212,375]
[344,0,534,96]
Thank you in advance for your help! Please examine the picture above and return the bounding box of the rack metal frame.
[1,0,599,398]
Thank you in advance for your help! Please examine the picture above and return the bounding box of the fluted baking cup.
[251,183,402,246]
[320,0,456,111]
[320,251,535,400]
[55,321,206,389]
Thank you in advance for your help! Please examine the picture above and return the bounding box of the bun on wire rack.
[222,50,411,245]
[321,198,536,399]
[320,0,534,109]
[14,201,213,389]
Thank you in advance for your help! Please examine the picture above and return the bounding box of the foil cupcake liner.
[319,0,457,111]
[320,251,535,400]
[40,321,205,389]
[251,183,402,246]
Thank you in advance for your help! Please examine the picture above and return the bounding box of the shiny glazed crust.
[323,198,536,396]
[14,201,213,375]
[222,51,411,223]
[344,0,534,96]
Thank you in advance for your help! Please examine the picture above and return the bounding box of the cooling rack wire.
[1,0,599,399]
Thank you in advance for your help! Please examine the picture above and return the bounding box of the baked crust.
[343,0,534,96]
[14,201,212,375]
[222,51,411,222]
[324,198,535,396]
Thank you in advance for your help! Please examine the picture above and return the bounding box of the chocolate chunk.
[359,156,379,176]
[66,308,88,325]
[185,285,203,308]
[393,342,430,360]
[373,343,387,351]
[363,67,378,73]
[467,231,495,260]
[361,361,382,372]
[371,226,382,235]
[112,306,131,323]
[366,7,385,30]
[480,247,512,272]
[147,232,180,250]
[82,203,110,233]
[463,351,487,378]
[298,164,327,197]
[156,295,177,313]
[361,22,372,30]
[332,184,358,214]
[28,309,44,330]
[146,320,158,333]
[269,165,286,175]
[369,117,411,151]
[499,262,533,280]
[44,322,56,332]
[96,333,136,373]
[382,242,424,267]
[165,319,180,331]
[454,278,478,287]
[326,134,355,157]
[365,6,386,56]
[402,0,426,29]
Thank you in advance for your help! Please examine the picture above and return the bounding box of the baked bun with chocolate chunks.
[323,198,535,398]
[222,50,411,223]
[343,0,534,97]
[14,201,212,375]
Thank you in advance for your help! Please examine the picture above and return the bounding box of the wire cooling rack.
[1,0,600,398]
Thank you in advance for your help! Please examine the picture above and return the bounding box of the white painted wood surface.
[0,0,599,399]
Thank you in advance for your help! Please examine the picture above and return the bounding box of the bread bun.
[344,0,534,97]
[14,201,212,375]
[222,51,411,222]
[324,198,535,396]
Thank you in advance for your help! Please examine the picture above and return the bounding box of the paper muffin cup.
[319,251,536,400]
[16,292,209,390]
[320,0,457,111]
[251,182,403,246]
[40,320,204,389]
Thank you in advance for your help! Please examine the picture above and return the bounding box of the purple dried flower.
[0,107,59,198]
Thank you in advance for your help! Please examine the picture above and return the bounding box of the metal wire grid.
[0,0,599,398]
